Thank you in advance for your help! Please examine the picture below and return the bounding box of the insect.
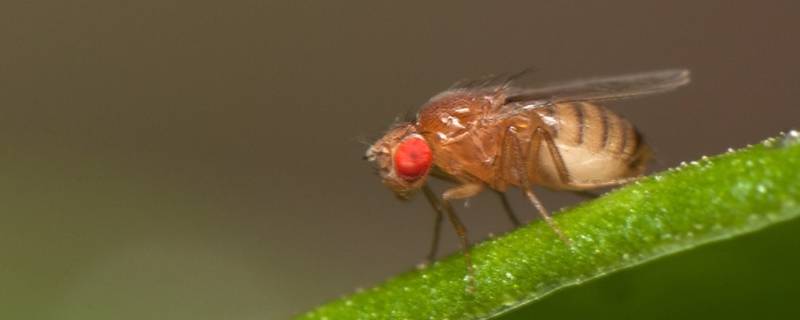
[364,69,690,285]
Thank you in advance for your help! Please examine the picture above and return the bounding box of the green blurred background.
[1,1,799,319]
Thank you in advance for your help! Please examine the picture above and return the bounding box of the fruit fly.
[364,69,690,285]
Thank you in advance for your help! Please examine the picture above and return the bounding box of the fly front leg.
[422,171,478,263]
[442,182,484,201]
[498,126,570,244]
[440,181,483,292]
[421,184,445,264]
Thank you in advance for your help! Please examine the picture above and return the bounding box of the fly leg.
[421,184,444,264]
[572,190,600,199]
[441,182,484,292]
[532,126,641,189]
[493,190,521,227]
[499,126,570,244]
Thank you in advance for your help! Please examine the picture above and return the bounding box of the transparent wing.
[427,70,528,104]
[447,68,533,91]
[505,69,690,104]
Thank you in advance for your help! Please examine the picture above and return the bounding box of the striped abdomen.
[536,102,642,155]
[530,102,650,190]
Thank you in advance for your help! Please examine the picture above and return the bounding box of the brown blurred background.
[1,1,799,319]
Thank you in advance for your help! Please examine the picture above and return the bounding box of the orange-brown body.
[417,91,650,192]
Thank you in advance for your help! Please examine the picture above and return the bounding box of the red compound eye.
[393,136,432,180]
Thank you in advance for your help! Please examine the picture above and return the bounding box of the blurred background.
[1,1,799,319]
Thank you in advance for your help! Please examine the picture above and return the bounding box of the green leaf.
[297,131,800,320]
